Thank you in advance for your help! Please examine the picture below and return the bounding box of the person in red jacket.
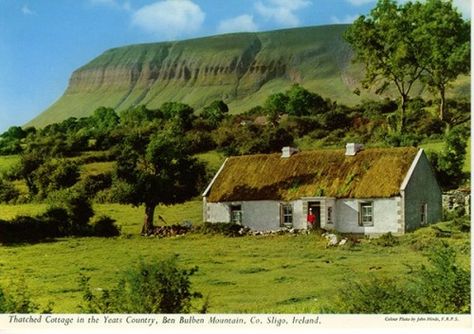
[307,208,316,229]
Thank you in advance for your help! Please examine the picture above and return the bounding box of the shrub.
[47,189,94,233]
[373,232,399,247]
[336,243,470,313]
[91,215,120,237]
[0,178,20,203]
[79,256,203,313]
[0,277,39,313]
[76,173,113,199]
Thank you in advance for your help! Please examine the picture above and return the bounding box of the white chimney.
[281,146,299,158]
[345,143,364,156]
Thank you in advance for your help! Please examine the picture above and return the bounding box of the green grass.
[81,161,115,177]
[0,202,469,313]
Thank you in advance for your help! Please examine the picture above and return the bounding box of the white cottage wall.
[205,202,231,222]
[242,201,281,230]
[335,197,401,235]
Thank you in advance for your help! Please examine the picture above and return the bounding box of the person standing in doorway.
[307,208,316,229]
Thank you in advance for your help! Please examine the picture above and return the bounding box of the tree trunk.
[399,94,407,134]
[439,86,446,121]
[141,204,156,235]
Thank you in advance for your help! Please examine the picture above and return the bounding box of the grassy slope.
[0,201,469,313]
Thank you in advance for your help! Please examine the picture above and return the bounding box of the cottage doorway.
[307,201,321,229]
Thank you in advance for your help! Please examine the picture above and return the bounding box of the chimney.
[345,143,364,156]
[281,146,299,158]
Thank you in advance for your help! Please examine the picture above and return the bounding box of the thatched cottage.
[202,144,442,235]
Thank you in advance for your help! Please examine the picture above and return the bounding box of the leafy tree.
[160,102,195,132]
[79,256,202,313]
[285,84,329,116]
[113,132,204,234]
[90,107,120,133]
[345,0,424,132]
[119,105,161,128]
[410,0,470,121]
[264,92,289,125]
[33,159,80,198]
[200,100,229,127]
[13,152,45,195]
[428,127,468,189]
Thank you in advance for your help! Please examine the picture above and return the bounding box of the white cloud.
[131,0,205,39]
[217,15,258,34]
[346,0,374,6]
[330,14,359,24]
[21,4,35,15]
[255,0,311,27]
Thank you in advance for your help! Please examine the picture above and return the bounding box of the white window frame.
[230,204,242,224]
[280,203,293,227]
[359,201,374,227]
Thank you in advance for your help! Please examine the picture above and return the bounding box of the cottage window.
[327,207,333,224]
[420,203,428,225]
[281,204,293,227]
[359,201,374,226]
[230,205,242,224]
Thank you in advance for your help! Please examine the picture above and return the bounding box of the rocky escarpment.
[29,24,361,127]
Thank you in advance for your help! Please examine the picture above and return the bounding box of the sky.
[0,0,471,132]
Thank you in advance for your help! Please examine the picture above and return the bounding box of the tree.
[410,0,470,121]
[201,100,229,127]
[285,84,329,116]
[90,107,119,133]
[114,132,204,234]
[160,102,195,132]
[428,127,467,189]
[345,0,425,132]
[264,92,289,125]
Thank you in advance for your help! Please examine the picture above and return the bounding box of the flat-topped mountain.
[27,24,469,127]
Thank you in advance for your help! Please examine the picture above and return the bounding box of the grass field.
[0,202,469,313]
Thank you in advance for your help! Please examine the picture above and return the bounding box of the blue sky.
[0,0,471,132]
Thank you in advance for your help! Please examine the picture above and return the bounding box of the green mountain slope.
[27,24,469,128]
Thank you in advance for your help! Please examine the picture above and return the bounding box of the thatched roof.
[205,147,419,202]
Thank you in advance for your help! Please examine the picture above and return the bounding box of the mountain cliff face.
[29,25,362,127]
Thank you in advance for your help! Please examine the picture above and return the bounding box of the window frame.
[358,201,374,227]
[420,203,428,226]
[280,203,293,228]
[327,206,333,224]
[230,204,243,224]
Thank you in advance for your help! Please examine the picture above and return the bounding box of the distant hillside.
[28,24,469,128]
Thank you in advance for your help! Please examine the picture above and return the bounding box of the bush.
[373,232,399,247]
[0,179,20,203]
[0,277,39,313]
[47,189,94,233]
[91,215,120,237]
[79,256,203,313]
[336,243,470,313]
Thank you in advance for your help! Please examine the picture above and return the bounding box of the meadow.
[0,200,470,313]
